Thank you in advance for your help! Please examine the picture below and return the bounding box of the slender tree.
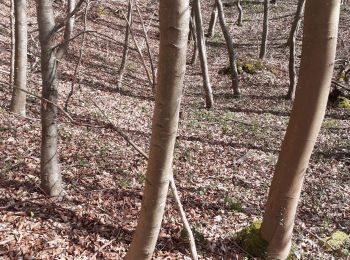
[193,0,214,108]
[236,0,243,26]
[117,0,133,90]
[10,0,15,88]
[216,0,240,97]
[125,0,190,258]
[207,5,217,38]
[10,0,27,115]
[286,0,305,100]
[259,0,269,59]
[260,0,341,258]
[36,0,76,196]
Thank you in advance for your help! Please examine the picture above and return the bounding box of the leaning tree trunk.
[260,0,341,258]
[36,0,76,196]
[216,0,240,97]
[259,0,269,59]
[117,0,132,89]
[189,13,198,65]
[125,0,189,258]
[286,0,305,100]
[207,5,217,38]
[193,0,214,108]
[10,0,27,115]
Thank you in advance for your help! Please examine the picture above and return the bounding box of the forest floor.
[0,0,349,259]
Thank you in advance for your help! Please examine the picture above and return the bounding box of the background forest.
[0,0,349,259]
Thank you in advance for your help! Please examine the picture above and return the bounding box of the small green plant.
[337,97,350,109]
[322,119,339,129]
[197,186,206,196]
[242,63,256,74]
[119,178,131,189]
[322,231,349,252]
[224,196,243,212]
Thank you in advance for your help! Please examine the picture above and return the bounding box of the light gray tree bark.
[10,0,27,115]
[261,0,341,258]
[207,5,217,38]
[216,0,240,97]
[193,0,214,108]
[36,0,76,196]
[125,0,190,258]
[117,0,133,89]
[259,0,269,59]
[286,0,305,100]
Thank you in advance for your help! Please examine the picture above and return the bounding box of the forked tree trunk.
[125,0,189,258]
[286,0,305,100]
[207,5,217,38]
[117,0,133,89]
[193,0,214,108]
[259,0,269,59]
[10,0,27,115]
[260,0,341,258]
[216,0,240,97]
[36,0,76,196]
[236,0,243,26]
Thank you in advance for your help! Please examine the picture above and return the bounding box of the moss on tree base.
[235,220,268,258]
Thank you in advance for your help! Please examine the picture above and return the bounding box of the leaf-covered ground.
[0,0,349,259]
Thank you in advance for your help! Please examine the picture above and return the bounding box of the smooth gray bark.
[125,0,190,258]
[286,0,305,100]
[207,5,217,38]
[216,0,240,97]
[259,0,269,59]
[193,0,214,108]
[117,0,132,89]
[10,0,27,115]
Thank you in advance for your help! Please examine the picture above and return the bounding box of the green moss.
[224,196,243,212]
[322,231,349,252]
[236,220,268,257]
[242,63,256,74]
[337,97,350,109]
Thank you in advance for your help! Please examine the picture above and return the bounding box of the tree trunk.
[189,13,198,65]
[286,0,305,101]
[10,0,15,88]
[260,0,341,258]
[259,0,269,59]
[193,0,214,108]
[216,0,240,97]
[236,0,243,26]
[117,0,133,89]
[286,0,305,47]
[207,5,217,38]
[125,0,189,258]
[36,0,62,196]
[36,0,76,196]
[10,0,27,115]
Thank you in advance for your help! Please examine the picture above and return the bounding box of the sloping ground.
[0,0,349,259]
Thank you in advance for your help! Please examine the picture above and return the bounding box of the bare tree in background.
[36,0,77,196]
[236,0,243,26]
[261,0,341,258]
[117,0,133,90]
[216,0,240,97]
[193,0,214,108]
[259,0,269,59]
[286,0,305,100]
[10,0,27,115]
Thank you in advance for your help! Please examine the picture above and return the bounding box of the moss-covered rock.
[235,220,268,257]
[322,231,349,252]
[337,97,350,109]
